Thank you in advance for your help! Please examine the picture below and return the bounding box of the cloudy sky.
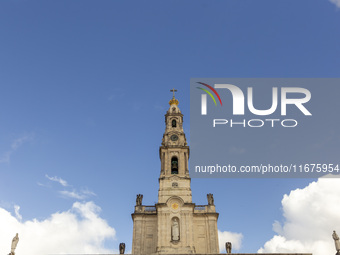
[0,1,340,255]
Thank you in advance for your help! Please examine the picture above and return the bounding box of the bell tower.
[158,89,191,204]
[131,90,219,255]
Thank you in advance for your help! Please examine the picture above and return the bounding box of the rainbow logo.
[196,82,223,106]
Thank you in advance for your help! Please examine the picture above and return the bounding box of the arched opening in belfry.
[172,119,177,127]
[171,156,178,174]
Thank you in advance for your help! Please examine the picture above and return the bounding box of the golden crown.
[169,97,179,106]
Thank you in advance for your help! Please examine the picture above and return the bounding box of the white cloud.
[37,182,50,188]
[43,175,96,200]
[60,189,96,200]
[0,135,33,163]
[14,205,22,221]
[59,188,96,200]
[45,174,69,187]
[330,0,340,8]
[11,136,31,150]
[218,230,243,252]
[0,201,116,255]
[60,190,86,199]
[258,176,340,255]
[81,188,97,197]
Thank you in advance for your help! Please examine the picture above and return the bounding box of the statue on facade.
[171,218,180,241]
[9,233,19,255]
[136,194,143,206]
[119,243,125,254]
[207,193,214,205]
[226,242,232,254]
[333,230,340,254]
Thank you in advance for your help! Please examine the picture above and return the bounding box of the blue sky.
[0,1,340,254]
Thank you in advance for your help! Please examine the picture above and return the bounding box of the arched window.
[172,119,177,127]
[171,156,178,174]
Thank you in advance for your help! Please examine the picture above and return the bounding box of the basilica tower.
[158,93,191,204]
[131,92,219,255]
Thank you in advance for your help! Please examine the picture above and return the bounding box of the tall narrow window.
[172,119,177,127]
[171,156,178,174]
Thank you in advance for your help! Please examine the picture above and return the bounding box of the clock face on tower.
[170,135,178,141]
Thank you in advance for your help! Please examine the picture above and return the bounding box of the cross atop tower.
[170,88,177,98]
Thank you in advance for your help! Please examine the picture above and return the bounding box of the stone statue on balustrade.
[226,242,232,254]
[119,243,125,254]
[333,230,340,255]
[8,233,19,255]
[207,193,214,205]
[136,194,143,206]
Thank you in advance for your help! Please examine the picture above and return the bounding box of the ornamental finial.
[169,88,179,105]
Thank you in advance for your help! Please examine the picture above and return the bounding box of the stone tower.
[132,93,219,255]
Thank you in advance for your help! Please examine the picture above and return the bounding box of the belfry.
[131,91,219,254]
